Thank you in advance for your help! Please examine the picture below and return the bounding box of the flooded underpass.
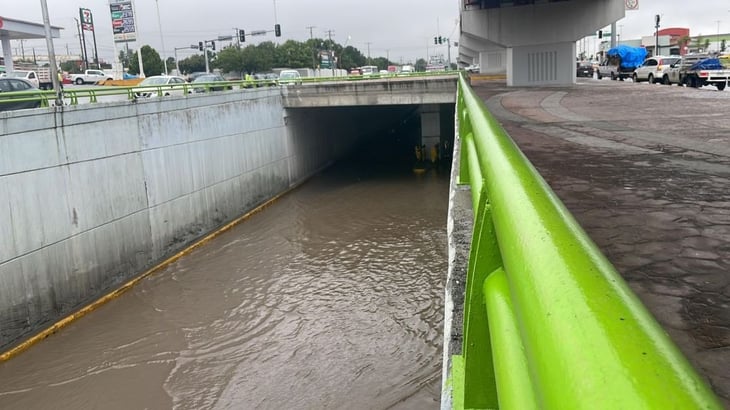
[0,114,452,409]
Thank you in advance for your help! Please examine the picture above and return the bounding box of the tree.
[415,58,427,72]
[677,35,691,53]
[371,57,391,70]
[215,45,244,74]
[274,40,312,68]
[60,60,79,73]
[338,45,366,70]
[242,42,276,73]
[128,45,164,76]
[166,57,176,73]
[704,38,711,52]
[178,54,206,75]
[118,49,132,68]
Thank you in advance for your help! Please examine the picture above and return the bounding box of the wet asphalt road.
[472,76,730,407]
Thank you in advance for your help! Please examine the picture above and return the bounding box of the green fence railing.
[0,71,458,110]
[450,73,722,409]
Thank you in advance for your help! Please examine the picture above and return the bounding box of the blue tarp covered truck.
[663,54,730,90]
[597,45,648,80]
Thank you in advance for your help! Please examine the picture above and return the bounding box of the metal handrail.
[452,72,722,409]
[0,71,459,109]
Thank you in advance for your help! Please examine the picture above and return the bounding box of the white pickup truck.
[69,69,113,85]
[2,68,54,89]
[662,54,730,90]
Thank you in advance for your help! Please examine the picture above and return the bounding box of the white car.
[278,70,302,86]
[132,75,189,98]
[633,56,680,84]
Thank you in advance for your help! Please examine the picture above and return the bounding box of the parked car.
[633,56,680,83]
[191,74,232,93]
[0,78,42,111]
[69,69,112,85]
[278,70,302,85]
[253,73,278,87]
[576,61,594,77]
[186,71,208,83]
[132,75,189,98]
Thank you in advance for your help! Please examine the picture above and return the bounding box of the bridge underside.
[460,0,624,86]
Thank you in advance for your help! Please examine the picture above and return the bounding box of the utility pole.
[74,18,85,69]
[155,0,168,74]
[40,0,62,106]
[654,14,660,56]
[324,30,336,75]
[306,26,317,69]
[91,22,99,68]
[446,39,452,70]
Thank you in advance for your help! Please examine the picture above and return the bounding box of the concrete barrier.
[0,89,343,352]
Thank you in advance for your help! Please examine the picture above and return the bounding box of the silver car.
[633,56,680,84]
[132,75,189,98]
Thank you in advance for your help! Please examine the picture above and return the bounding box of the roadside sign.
[109,0,136,42]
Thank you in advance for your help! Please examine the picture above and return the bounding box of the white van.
[400,65,415,74]
[359,65,379,76]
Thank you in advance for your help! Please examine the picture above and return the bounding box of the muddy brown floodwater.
[0,149,450,409]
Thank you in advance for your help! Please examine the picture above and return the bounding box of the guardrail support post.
[458,193,501,408]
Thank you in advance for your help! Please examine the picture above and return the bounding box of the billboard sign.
[109,0,136,42]
[80,8,94,31]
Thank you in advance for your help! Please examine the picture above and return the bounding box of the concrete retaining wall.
[0,89,341,351]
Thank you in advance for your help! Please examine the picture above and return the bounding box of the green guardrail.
[0,71,458,110]
[451,72,722,409]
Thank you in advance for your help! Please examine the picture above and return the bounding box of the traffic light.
[211,41,215,50]
[598,30,603,39]
[438,36,443,44]
[434,37,438,45]
[239,29,245,42]
[275,24,281,37]
[198,41,203,51]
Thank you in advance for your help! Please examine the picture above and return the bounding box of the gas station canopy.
[0,16,62,71]
[0,16,62,40]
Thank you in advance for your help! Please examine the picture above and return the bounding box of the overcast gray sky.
[8,0,460,65]
[6,0,730,65]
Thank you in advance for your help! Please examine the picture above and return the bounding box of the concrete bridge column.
[459,34,506,75]
[420,105,441,150]
[1,35,13,72]
[507,42,575,86]
[460,0,625,86]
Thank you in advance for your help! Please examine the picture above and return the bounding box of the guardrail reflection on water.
[450,73,722,409]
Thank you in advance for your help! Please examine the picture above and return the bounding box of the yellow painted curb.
[470,74,507,82]
[0,190,289,363]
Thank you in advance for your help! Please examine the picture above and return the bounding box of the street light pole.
[40,0,62,106]
[654,14,660,56]
[155,0,168,74]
